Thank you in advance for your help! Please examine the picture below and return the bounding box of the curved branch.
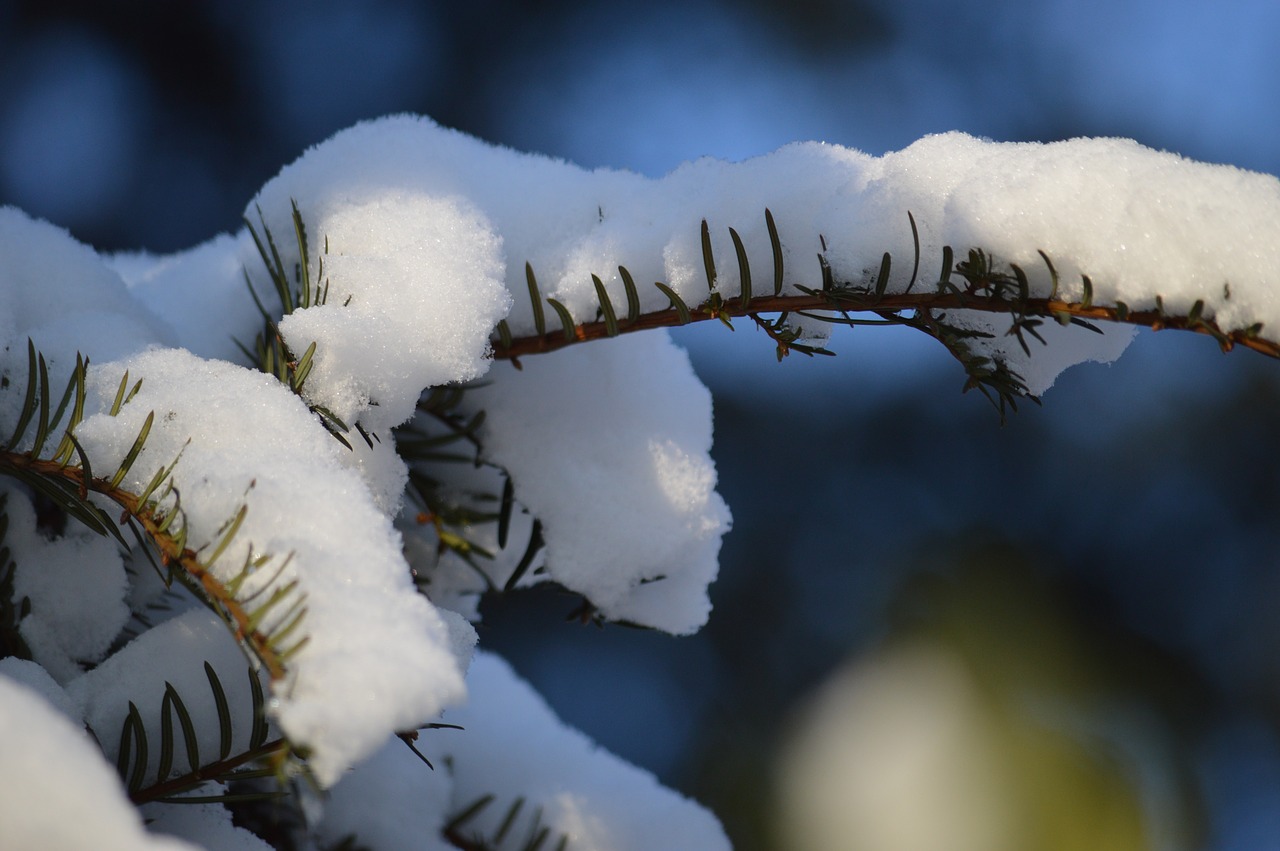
[128,737,288,805]
[492,289,1280,362]
[0,453,290,681]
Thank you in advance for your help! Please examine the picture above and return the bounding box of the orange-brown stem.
[492,291,1280,361]
[0,453,287,680]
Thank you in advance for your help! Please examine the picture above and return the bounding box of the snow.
[0,656,80,720]
[272,194,508,430]
[0,670,198,850]
[426,652,732,851]
[0,207,171,377]
[69,348,468,787]
[141,802,275,851]
[465,332,730,634]
[109,233,264,364]
[4,112,1280,848]
[319,736,455,851]
[69,608,267,785]
[3,484,130,683]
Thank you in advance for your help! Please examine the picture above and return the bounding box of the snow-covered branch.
[2,113,1278,849]
[493,255,1280,362]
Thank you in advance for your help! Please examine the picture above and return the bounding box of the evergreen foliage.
[2,136,1277,849]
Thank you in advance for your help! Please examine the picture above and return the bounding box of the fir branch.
[491,214,1280,403]
[494,274,1280,360]
[239,202,352,448]
[0,452,298,681]
[112,657,287,805]
[396,384,546,593]
[3,436,312,800]
[129,737,288,805]
[0,344,306,683]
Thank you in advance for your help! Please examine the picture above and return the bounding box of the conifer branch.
[493,274,1280,360]
[491,216,1280,384]
[0,341,304,683]
[488,219,1278,423]
[108,655,287,806]
[0,452,295,681]
[4,447,310,798]
[128,737,287,805]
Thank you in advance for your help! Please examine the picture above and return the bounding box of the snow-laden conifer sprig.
[0,332,458,798]
[11,114,1277,848]
[492,210,1279,420]
[117,662,283,806]
[0,344,306,694]
[0,341,309,686]
[0,343,328,801]
[1,341,123,540]
[394,380,552,606]
[238,202,355,448]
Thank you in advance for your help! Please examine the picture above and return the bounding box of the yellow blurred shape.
[775,635,1171,851]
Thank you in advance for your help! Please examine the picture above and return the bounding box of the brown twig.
[128,738,288,805]
[492,290,1280,361]
[0,454,289,680]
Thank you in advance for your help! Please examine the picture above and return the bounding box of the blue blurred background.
[3,1,1280,848]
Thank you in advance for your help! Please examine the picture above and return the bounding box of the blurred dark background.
[3,2,1279,849]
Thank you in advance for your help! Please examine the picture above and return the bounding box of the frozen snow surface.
[319,736,455,851]
[0,207,172,372]
[3,112,1280,848]
[140,802,275,851]
[426,652,732,851]
[2,483,130,682]
[466,333,731,634]
[318,654,730,850]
